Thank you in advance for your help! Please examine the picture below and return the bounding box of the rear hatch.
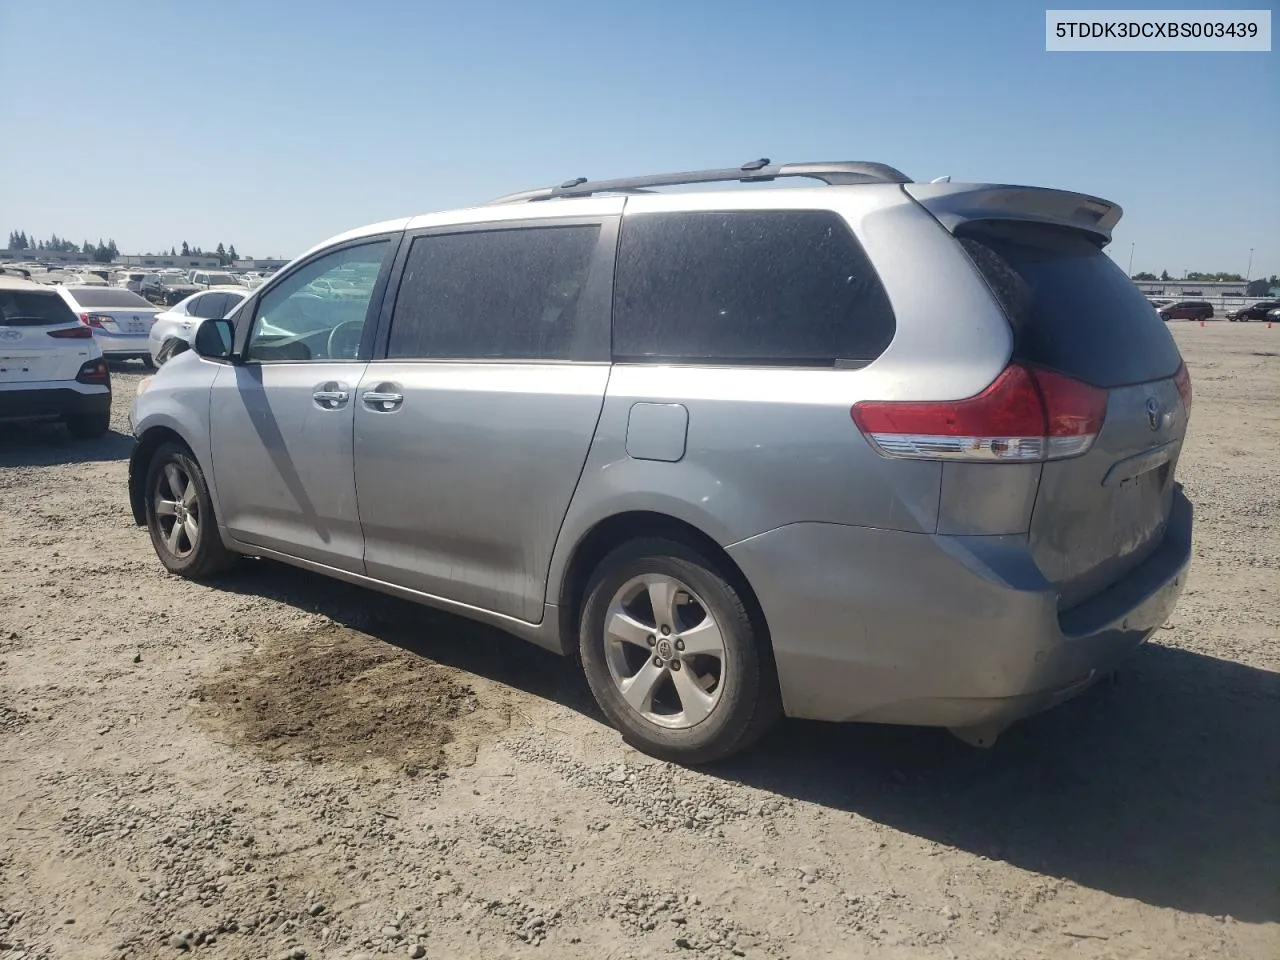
[952,217,1187,609]
[67,287,160,335]
[0,288,92,383]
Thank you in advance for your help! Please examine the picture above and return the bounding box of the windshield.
[0,289,80,326]
[67,288,154,309]
[958,221,1183,387]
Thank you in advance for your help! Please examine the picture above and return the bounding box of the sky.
[1,0,1276,278]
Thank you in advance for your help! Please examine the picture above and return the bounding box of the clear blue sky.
[1,0,1275,278]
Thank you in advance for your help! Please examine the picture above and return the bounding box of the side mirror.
[192,318,235,361]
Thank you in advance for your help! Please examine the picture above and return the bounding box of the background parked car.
[56,285,160,366]
[190,270,246,290]
[119,272,148,294]
[1158,300,1214,321]
[143,273,201,306]
[1226,300,1280,321]
[0,277,111,437]
[148,287,248,365]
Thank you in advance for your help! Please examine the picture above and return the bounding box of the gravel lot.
[1,323,1277,960]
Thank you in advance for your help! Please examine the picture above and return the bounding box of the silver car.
[128,160,1193,762]
[57,285,160,366]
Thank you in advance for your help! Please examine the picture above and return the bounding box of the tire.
[144,441,236,578]
[65,409,110,439]
[578,538,781,764]
[141,355,157,371]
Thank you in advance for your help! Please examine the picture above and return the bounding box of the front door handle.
[362,390,404,412]
[312,386,350,410]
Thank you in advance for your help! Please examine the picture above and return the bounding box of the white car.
[190,270,246,289]
[148,288,248,365]
[118,272,148,293]
[0,277,111,437]
[56,286,161,366]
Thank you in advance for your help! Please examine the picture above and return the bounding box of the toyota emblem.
[1145,396,1162,431]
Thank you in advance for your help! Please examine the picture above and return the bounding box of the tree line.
[7,231,244,266]
[7,231,119,263]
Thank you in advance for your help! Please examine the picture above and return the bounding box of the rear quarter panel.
[545,187,1014,600]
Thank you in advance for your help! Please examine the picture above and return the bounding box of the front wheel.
[578,538,781,764]
[144,441,236,578]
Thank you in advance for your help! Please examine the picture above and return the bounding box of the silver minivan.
[128,160,1193,762]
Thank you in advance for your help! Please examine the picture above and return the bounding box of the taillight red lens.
[1173,363,1192,414]
[851,364,1107,462]
[47,325,93,339]
[79,312,107,329]
[75,358,110,386]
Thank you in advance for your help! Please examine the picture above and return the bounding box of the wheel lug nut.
[653,657,663,667]
[660,626,671,636]
[670,660,681,671]
[675,640,685,651]
[647,635,656,646]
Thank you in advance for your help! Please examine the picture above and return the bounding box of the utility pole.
[1128,242,1135,276]
[1246,248,1254,282]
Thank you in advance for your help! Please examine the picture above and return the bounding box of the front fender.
[128,353,221,521]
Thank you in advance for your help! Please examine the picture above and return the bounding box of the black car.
[143,275,200,306]
[1227,300,1280,322]
[1158,300,1214,321]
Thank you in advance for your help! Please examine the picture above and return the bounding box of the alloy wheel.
[154,462,200,559]
[603,574,727,729]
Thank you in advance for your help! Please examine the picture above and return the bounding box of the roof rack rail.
[485,158,912,204]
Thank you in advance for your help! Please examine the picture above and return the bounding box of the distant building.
[232,258,289,272]
[1133,279,1248,298]
[119,253,221,269]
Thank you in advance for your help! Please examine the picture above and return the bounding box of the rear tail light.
[1173,363,1192,415]
[47,325,93,339]
[75,358,111,387]
[851,364,1107,462]
[79,312,108,329]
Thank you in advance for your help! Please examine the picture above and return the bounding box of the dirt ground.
[1,323,1277,960]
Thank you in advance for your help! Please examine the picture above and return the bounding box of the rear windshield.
[68,288,154,309]
[958,221,1182,387]
[0,289,79,326]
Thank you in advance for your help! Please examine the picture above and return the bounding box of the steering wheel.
[326,320,364,359]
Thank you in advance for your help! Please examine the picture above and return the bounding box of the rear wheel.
[65,409,109,439]
[578,538,781,764]
[145,441,236,578]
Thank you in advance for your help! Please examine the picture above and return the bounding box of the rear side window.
[613,210,895,366]
[190,293,227,318]
[68,288,153,309]
[958,222,1182,387]
[0,289,79,326]
[388,225,602,361]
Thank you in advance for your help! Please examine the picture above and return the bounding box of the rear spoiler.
[904,183,1121,246]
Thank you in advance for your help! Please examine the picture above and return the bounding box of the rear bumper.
[93,331,152,358]
[0,382,111,422]
[727,489,1192,729]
